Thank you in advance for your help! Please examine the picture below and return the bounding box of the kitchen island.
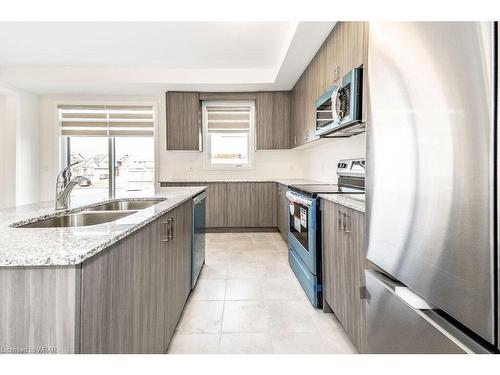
[0,186,206,354]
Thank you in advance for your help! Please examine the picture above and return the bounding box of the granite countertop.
[274,179,328,186]
[319,193,365,213]
[0,187,206,267]
[161,178,327,186]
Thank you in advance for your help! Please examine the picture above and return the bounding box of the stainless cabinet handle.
[168,217,174,240]
[162,220,169,243]
[343,213,351,234]
[337,210,342,231]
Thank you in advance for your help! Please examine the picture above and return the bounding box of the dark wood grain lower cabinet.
[0,266,81,354]
[205,182,227,228]
[160,182,226,228]
[226,182,277,227]
[226,182,253,227]
[80,215,167,353]
[161,181,278,229]
[80,200,192,353]
[254,182,277,227]
[277,183,288,241]
[165,199,192,342]
[322,199,366,352]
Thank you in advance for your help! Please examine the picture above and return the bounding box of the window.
[67,137,109,202]
[59,104,155,201]
[202,101,255,169]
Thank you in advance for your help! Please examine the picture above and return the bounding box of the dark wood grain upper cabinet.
[256,91,291,150]
[166,91,201,151]
[290,21,367,148]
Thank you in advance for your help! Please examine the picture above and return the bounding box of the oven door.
[286,191,318,274]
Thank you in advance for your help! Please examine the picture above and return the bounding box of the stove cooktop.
[288,183,364,197]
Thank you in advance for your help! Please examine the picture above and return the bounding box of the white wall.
[0,95,16,208]
[299,133,366,183]
[15,91,40,205]
[0,87,40,208]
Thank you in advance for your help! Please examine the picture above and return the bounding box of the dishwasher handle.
[193,191,207,205]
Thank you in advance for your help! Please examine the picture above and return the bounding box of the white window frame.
[202,100,255,171]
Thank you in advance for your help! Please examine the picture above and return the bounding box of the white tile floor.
[168,232,358,354]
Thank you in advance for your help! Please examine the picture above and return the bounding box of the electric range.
[286,158,365,307]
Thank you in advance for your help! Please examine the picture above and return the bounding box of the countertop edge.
[319,193,366,213]
[160,179,328,186]
[0,187,207,267]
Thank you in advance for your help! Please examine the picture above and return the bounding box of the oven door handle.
[285,191,315,207]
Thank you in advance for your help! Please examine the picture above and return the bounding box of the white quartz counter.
[0,187,206,267]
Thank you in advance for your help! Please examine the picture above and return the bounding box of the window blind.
[58,105,154,137]
[206,105,251,132]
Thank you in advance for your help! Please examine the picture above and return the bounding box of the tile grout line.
[217,256,230,354]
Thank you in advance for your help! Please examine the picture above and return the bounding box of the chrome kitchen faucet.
[55,161,91,210]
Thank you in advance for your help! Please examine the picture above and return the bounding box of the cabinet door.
[340,22,365,76]
[272,92,291,149]
[325,25,342,86]
[254,182,277,227]
[341,205,366,352]
[291,75,306,147]
[80,214,168,353]
[226,182,253,227]
[166,200,192,342]
[304,64,316,144]
[322,200,346,323]
[226,182,277,227]
[206,182,227,228]
[256,92,274,150]
[166,92,200,150]
[256,92,291,150]
[277,184,288,241]
[160,182,226,228]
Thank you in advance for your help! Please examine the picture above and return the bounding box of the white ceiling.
[0,22,335,95]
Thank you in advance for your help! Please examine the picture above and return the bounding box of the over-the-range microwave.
[315,67,364,137]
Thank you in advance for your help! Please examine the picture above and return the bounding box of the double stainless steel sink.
[18,199,165,228]
[85,200,163,212]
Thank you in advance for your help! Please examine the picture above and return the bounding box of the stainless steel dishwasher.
[191,191,206,288]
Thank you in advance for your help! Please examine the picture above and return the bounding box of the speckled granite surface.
[319,193,365,213]
[0,187,206,267]
[274,179,328,186]
[160,179,327,186]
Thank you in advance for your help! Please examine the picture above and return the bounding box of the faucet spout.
[55,174,91,210]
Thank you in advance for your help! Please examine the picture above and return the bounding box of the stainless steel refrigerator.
[365,22,497,353]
